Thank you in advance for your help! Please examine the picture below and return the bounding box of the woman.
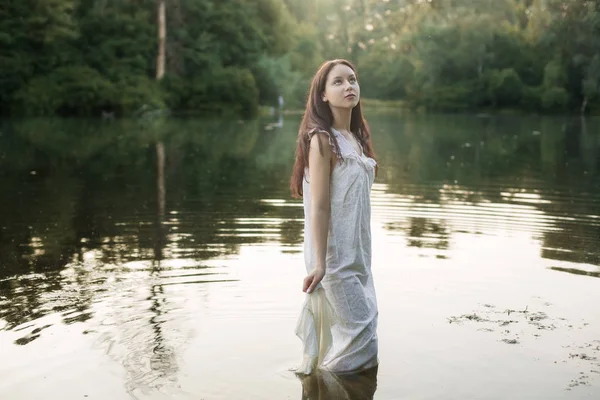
[290,59,379,375]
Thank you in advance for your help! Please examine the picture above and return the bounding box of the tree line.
[1,0,599,117]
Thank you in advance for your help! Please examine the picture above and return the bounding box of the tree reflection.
[0,116,300,338]
[406,217,450,251]
[370,114,600,274]
[1,113,599,345]
[122,139,179,394]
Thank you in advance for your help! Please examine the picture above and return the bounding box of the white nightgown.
[295,127,379,375]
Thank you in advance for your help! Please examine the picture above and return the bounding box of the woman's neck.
[330,107,352,132]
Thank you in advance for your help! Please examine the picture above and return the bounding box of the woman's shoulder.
[307,126,332,138]
[307,127,340,158]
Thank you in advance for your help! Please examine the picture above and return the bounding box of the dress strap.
[307,128,342,160]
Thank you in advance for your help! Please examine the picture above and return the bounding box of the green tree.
[0,0,77,113]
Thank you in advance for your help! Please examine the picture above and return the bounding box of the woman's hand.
[303,267,325,294]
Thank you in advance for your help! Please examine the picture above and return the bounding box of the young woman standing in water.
[290,59,379,375]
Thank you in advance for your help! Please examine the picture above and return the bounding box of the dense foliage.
[1,0,599,116]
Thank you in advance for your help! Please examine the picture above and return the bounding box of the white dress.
[295,127,379,375]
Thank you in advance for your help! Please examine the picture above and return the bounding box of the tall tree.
[156,0,166,81]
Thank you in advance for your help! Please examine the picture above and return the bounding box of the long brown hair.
[290,59,377,198]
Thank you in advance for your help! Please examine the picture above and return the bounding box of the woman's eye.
[350,78,356,83]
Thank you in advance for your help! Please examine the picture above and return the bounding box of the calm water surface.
[1,114,599,399]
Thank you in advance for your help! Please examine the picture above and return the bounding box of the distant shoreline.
[260,98,600,118]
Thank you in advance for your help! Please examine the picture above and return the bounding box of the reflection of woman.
[299,366,378,400]
[290,59,379,374]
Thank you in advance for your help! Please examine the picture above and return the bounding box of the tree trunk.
[156,0,166,81]
[155,1,167,259]
[581,96,588,115]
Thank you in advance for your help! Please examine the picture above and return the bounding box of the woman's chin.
[332,101,359,110]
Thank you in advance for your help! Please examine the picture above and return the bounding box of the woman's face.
[322,63,360,110]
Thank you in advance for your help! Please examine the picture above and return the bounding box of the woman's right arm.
[303,132,333,294]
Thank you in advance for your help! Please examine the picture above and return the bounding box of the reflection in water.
[374,115,600,277]
[0,115,600,398]
[299,367,378,400]
[123,140,178,396]
[85,139,182,398]
[154,140,167,261]
[549,266,600,278]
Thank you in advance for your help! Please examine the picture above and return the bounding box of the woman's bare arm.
[303,132,333,293]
